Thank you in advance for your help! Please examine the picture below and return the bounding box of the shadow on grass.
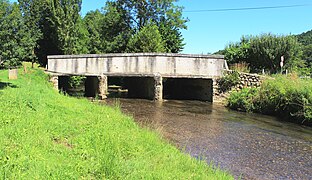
[0,82,18,90]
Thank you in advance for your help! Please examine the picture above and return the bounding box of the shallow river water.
[104,99,312,179]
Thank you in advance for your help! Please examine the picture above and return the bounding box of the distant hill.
[297,30,312,46]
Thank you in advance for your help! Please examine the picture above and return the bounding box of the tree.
[18,0,44,66]
[100,0,187,53]
[224,36,251,64]
[248,34,303,73]
[49,0,83,55]
[126,23,166,53]
[0,1,33,68]
[84,10,105,54]
[302,44,312,66]
[297,29,312,46]
[222,34,304,73]
[101,1,132,53]
[297,29,312,75]
[75,16,90,54]
[84,2,132,54]
[17,0,59,66]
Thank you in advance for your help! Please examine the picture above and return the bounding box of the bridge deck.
[47,53,226,78]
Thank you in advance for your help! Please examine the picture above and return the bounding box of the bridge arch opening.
[55,75,213,102]
[163,78,213,102]
[108,76,157,100]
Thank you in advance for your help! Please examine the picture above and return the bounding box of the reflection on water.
[103,99,312,180]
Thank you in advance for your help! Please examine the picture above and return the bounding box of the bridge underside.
[51,74,216,102]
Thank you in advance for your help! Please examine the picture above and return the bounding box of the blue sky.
[10,0,312,54]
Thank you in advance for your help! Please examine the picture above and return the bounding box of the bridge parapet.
[47,53,225,78]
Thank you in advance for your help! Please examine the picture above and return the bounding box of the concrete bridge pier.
[154,74,163,101]
[85,75,108,99]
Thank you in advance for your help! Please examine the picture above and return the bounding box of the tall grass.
[0,67,232,179]
[228,74,312,125]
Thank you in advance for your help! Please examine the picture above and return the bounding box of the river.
[103,98,312,180]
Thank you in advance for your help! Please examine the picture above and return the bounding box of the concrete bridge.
[47,53,226,102]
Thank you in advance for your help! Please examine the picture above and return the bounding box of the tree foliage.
[49,0,83,55]
[127,24,166,53]
[297,30,312,46]
[84,0,187,54]
[297,30,312,75]
[0,0,187,68]
[0,1,33,68]
[223,34,304,73]
[18,0,43,64]
[120,0,188,52]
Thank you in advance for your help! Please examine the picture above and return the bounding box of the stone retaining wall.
[235,72,263,90]
[213,71,265,102]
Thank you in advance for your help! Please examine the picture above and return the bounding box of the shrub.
[69,76,86,88]
[227,75,312,125]
[218,71,240,92]
[227,88,258,112]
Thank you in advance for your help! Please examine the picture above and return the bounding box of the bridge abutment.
[50,75,59,90]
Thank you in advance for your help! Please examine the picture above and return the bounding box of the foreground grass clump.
[228,75,312,125]
[0,68,232,179]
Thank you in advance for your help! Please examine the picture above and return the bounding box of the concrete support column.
[212,78,219,102]
[154,75,163,101]
[50,75,59,90]
[98,75,108,99]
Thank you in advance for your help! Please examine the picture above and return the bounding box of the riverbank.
[0,67,232,179]
[227,74,312,126]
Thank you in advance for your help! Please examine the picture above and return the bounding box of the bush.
[227,88,259,112]
[69,76,86,88]
[218,71,240,92]
[227,75,312,125]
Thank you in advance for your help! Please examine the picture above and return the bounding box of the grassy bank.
[227,75,312,125]
[0,67,232,179]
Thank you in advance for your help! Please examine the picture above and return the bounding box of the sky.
[10,0,312,54]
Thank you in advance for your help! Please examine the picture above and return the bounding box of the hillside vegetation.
[0,67,232,179]
[297,29,312,46]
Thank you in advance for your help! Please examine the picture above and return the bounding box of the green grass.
[0,67,232,179]
[227,74,312,125]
